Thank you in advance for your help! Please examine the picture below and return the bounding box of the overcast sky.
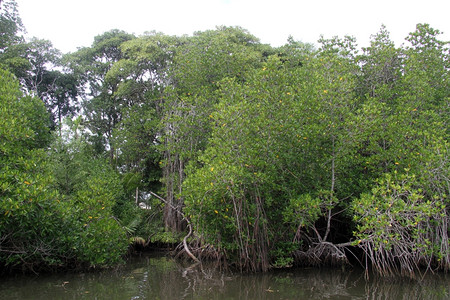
[15,0,450,53]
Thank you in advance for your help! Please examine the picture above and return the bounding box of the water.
[0,252,448,299]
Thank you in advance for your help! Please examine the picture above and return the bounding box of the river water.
[0,252,448,299]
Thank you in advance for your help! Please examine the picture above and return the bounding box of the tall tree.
[22,38,79,132]
[1,2,79,133]
[0,0,29,80]
[67,29,135,159]
[110,32,181,180]
[0,0,24,49]
[161,26,264,232]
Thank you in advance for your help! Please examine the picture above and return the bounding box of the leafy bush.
[352,171,449,276]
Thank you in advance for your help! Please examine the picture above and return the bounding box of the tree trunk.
[163,148,186,232]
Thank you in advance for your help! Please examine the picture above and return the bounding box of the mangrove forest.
[0,0,449,278]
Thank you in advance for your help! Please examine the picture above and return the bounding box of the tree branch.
[149,191,200,263]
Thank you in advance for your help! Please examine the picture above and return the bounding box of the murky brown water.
[0,252,448,299]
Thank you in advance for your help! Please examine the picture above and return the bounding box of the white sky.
[16,0,450,53]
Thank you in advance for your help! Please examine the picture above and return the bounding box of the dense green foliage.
[0,68,128,272]
[181,25,448,276]
[1,1,448,276]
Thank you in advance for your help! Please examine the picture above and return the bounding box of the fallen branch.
[149,191,200,263]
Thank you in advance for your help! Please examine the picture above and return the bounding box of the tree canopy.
[0,1,448,277]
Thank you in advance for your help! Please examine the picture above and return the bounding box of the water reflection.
[0,252,448,299]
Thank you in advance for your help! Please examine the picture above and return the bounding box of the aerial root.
[293,241,350,267]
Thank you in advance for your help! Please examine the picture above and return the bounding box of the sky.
[15,0,450,53]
